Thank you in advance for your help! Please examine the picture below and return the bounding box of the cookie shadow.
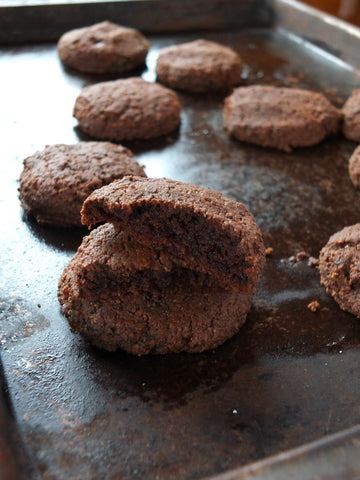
[60,62,148,85]
[21,211,87,253]
[83,330,255,408]
[73,125,181,156]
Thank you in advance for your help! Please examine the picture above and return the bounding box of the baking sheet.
[1,2,360,479]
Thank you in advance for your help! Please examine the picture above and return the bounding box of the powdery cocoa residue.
[308,256,319,268]
[280,251,319,268]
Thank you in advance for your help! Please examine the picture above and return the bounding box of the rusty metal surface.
[274,0,360,67]
[0,0,273,44]
[209,424,360,480]
[1,5,360,480]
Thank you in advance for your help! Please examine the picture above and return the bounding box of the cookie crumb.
[308,300,320,312]
[287,251,311,265]
[296,251,310,261]
[287,76,299,84]
[308,256,319,268]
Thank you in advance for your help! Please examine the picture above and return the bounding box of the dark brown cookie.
[19,142,145,227]
[57,21,149,74]
[223,85,341,152]
[58,223,252,355]
[73,77,181,141]
[155,39,242,93]
[348,145,360,188]
[59,177,265,354]
[319,223,360,318]
[342,89,360,142]
[81,176,266,292]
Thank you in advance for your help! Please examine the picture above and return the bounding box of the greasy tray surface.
[1,27,360,480]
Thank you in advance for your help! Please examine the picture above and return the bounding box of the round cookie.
[57,21,149,74]
[319,223,360,318]
[73,77,181,141]
[223,85,341,152]
[348,145,360,188]
[342,89,360,142]
[58,223,252,355]
[19,142,146,228]
[155,39,242,93]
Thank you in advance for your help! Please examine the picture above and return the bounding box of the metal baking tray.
[1,1,360,478]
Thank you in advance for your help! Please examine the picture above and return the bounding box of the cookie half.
[81,176,266,292]
[19,142,145,227]
[319,223,360,318]
[73,77,181,141]
[57,21,149,74]
[155,39,242,93]
[223,86,341,151]
[58,223,252,354]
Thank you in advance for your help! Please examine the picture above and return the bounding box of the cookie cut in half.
[58,176,266,355]
[81,176,265,292]
[58,223,256,355]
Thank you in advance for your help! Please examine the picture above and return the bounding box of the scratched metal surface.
[1,18,360,480]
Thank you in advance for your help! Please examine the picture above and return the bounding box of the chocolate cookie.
[223,86,341,151]
[319,223,360,318]
[348,145,360,188]
[342,89,360,142]
[57,21,149,74]
[155,39,242,93]
[19,142,145,227]
[73,77,181,141]
[81,176,265,292]
[58,223,253,355]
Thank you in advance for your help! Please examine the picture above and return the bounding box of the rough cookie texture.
[223,86,341,151]
[81,176,266,292]
[59,177,265,354]
[155,39,242,93]
[58,223,252,355]
[57,21,149,74]
[73,77,181,141]
[19,142,145,227]
[342,89,360,142]
[319,223,360,318]
[348,145,360,188]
